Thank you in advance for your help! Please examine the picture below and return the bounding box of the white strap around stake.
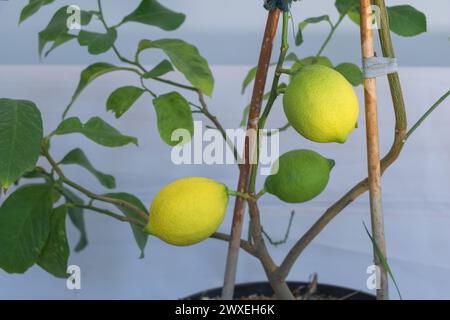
[363,57,398,79]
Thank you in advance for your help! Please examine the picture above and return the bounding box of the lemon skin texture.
[145,177,229,246]
[283,65,359,143]
[265,150,335,203]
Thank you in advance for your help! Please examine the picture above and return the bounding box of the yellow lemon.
[145,177,228,246]
[283,65,359,143]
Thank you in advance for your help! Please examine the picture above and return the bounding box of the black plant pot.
[185,281,375,300]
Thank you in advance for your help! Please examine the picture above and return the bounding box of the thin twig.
[261,211,295,246]
[316,14,345,57]
[73,203,146,228]
[41,147,149,222]
[405,90,450,141]
[197,91,240,162]
[210,232,257,257]
[97,0,197,93]
[140,76,157,98]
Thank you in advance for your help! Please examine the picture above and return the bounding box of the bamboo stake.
[221,9,281,300]
[359,0,389,300]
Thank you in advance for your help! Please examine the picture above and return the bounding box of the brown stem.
[221,9,281,300]
[277,0,407,282]
[210,232,257,257]
[74,204,145,227]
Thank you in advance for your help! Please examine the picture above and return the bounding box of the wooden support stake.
[221,9,281,300]
[359,0,389,300]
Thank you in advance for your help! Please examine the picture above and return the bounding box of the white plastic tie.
[363,57,398,78]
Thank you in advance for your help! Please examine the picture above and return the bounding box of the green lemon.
[265,150,335,203]
[283,64,359,143]
[145,177,229,246]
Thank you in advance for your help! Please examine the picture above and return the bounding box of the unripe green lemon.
[145,177,229,246]
[265,150,335,203]
[283,65,359,143]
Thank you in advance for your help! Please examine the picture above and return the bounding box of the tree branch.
[41,147,149,222]
[210,232,257,257]
[72,203,146,228]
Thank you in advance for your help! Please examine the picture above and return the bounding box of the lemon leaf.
[152,92,194,146]
[53,117,138,147]
[335,63,362,86]
[105,193,148,259]
[59,148,116,189]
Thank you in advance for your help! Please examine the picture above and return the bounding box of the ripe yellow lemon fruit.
[265,149,335,203]
[283,65,359,143]
[145,177,228,246]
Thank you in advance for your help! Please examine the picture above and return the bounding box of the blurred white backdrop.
[0,0,449,299]
[0,0,449,65]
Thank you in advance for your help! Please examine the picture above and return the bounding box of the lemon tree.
[0,0,438,303]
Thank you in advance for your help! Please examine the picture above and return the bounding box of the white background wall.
[0,0,449,65]
[0,0,449,299]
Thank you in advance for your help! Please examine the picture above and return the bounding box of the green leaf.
[78,28,117,55]
[334,63,362,86]
[121,0,185,31]
[291,56,333,74]
[137,39,214,96]
[38,6,93,57]
[0,99,43,189]
[105,193,148,259]
[363,222,402,300]
[285,52,299,62]
[347,6,361,25]
[20,0,55,23]
[62,188,88,252]
[37,205,70,278]
[59,148,116,189]
[143,60,174,79]
[335,0,358,15]
[0,184,53,273]
[388,5,427,37]
[346,5,426,37]
[153,92,194,146]
[64,62,123,118]
[241,66,257,95]
[44,33,77,57]
[54,117,138,147]
[296,15,331,46]
[106,86,145,118]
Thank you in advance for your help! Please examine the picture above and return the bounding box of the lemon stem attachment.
[276,68,292,76]
[277,87,286,95]
[255,187,267,200]
[228,190,253,200]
